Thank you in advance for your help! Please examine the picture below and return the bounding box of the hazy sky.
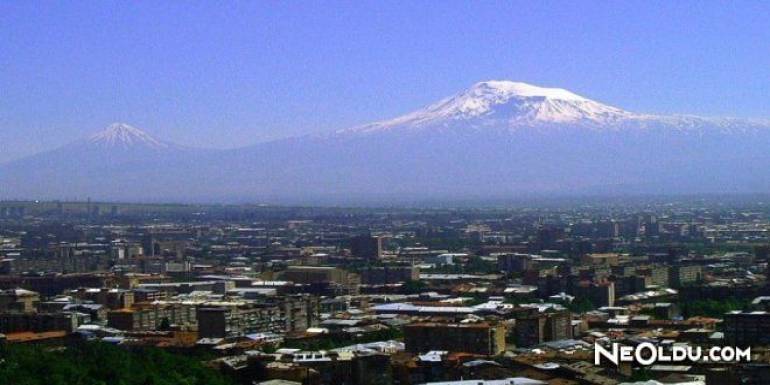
[3,1,770,162]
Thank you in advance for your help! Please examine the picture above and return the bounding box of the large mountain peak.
[88,123,169,149]
[345,80,636,134]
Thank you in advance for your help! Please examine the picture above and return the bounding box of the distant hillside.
[3,81,770,203]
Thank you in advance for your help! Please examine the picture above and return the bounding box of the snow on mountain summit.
[340,80,770,137]
[88,123,169,149]
[346,80,638,133]
[472,80,589,101]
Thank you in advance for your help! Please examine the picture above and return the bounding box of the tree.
[0,341,235,385]
[158,317,171,331]
[403,279,427,294]
[567,297,595,313]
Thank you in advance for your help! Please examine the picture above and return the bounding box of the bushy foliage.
[679,298,750,318]
[402,279,427,294]
[566,297,595,313]
[0,342,234,385]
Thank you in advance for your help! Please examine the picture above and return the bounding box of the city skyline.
[5,3,770,384]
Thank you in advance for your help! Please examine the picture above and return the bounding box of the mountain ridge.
[340,80,770,136]
[4,80,770,203]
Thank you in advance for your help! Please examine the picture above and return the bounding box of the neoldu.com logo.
[595,343,751,366]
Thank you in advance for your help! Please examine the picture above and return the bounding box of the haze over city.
[7,3,770,385]
[3,1,770,163]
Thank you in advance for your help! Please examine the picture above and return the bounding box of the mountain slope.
[0,123,214,201]
[225,81,770,200]
[3,82,770,203]
[346,81,634,133]
[345,80,769,134]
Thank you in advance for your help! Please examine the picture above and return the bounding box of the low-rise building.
[0,288,39,313]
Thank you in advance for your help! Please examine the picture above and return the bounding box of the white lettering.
[672,345,687,361]
[635,343,657,366]
[595,343,748,366]
[594,343,618,366]
[736,347,751,362]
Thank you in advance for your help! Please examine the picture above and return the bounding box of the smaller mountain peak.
[471,80,588,101]
[88,123,168,149]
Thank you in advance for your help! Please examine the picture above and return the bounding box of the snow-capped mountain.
[4,80,770,203]
[0,123,204,201]
[348,81,634,133]
[87,123,170,149]
[346,80,770,134]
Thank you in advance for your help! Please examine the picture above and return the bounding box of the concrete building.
[0,288,40,313]
[0,312,78,333]
[581,253,620,267]
[282,266,359,295]
[360,265,419,284]
[283,266,349,285]
[571,281,615,307]
[669,265,703,288]
[403,322,506,355]
[198,296,318,338]
[107,302,197,331]
[496,253,533,273]
[644,265,670,287]
[349,235,383,260]
[724,311,770,347]
[513,308,573,347]
[72,288,134,310]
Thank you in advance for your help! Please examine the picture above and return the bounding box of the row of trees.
[0,342,234,385]
[678,298,751,318]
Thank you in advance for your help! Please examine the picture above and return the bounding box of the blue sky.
[2,1,770,162]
